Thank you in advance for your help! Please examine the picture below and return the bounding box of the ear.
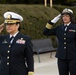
[16,24,20,29]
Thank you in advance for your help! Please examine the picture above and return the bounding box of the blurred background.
[0,0,75,51]
[0,0,76,6]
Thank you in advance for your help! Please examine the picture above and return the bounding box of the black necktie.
[9,36,14,44]
[64,25,67,31]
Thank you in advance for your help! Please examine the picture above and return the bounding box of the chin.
[6,30,12,33]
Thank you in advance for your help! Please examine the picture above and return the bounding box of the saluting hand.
[0,23,4,33]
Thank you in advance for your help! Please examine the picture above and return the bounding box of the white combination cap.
[4,11,23,24]
[62,8,73,14]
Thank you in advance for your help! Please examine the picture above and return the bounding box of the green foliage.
[67,0,76,2]
[0,4,76,47]
[53,5,76,18]
[0,0,76,5]
[0,4,60,40]
[0,0,44,4]
[0,0,7,4]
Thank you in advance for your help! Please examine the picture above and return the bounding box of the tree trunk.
[50,0,52,7]
[44,0,47,7]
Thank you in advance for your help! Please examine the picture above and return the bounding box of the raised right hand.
[50,14,61,24]
[0,23,4,33]
[45,14,61,29]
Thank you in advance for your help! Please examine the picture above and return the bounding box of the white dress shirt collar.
[10,31,19,38]
[64,22,71,26]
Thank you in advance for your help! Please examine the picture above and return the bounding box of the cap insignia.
[6,14,12,19]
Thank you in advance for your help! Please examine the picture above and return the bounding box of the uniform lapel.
[61,23,72,32]
[12,32,21,45]
[61,24,65,32]
[6,34,10,44]
[67,23,72,32]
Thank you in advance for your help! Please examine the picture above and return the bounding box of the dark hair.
[61,13,75,24]
[16,22,21,31]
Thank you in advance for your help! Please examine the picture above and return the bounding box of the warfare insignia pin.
[2,39,8,43]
